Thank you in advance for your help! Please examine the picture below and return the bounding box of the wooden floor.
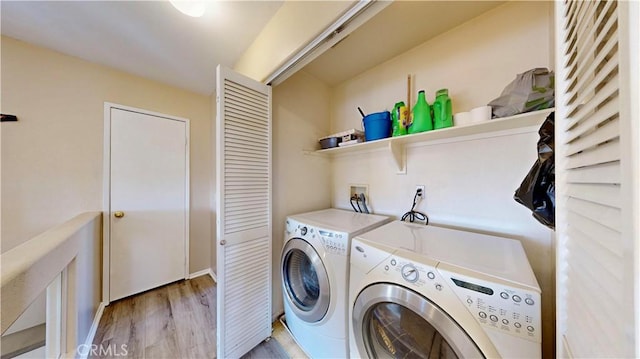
[92,276,289,358]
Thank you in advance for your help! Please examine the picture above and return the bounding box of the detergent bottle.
[391,101,408,136]
[408,90,433,134]
[433,88,453,129]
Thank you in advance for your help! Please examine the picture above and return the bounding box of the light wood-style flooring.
[92,275,290,358]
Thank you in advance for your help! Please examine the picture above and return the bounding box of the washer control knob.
[390,259,397,266]
[525,298,535,305]
[490,315,498,322]
[427,271,436,280]
[300,226,308,235]
[514,322,522,329]
[500,292,509,299]
[479,312,487,319]
[401,264,419,283]
[527,326,535,332]
[512,295,522,303]
[435,284,442,291]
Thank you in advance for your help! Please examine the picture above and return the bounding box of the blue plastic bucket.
[363,111,391,141]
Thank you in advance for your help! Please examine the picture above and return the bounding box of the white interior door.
[108,106,189,301]
[216,65,272,358]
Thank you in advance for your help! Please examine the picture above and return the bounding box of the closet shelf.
[316,108,554,172]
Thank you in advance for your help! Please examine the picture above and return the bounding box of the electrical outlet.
[416,185,425,197]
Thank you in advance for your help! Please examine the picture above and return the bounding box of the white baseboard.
[188,268,210,279]
[189,268,217,283]
[75,301,106,359]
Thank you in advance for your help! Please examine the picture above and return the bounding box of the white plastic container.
[453,111,473,126]
[470,105,492,123]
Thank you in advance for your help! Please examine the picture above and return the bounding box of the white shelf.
[316,108,554,172]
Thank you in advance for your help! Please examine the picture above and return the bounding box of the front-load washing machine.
[349,220,541,358]
[281,208,391,358]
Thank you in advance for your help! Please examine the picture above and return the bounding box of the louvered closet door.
[216,65,272,358]
[555,1,639,358]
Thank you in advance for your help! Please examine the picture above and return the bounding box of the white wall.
[72,217,102,346]
[1,36,212,274]
[331,2,553,130]
[271,70,333,318]
[329,2,555,357]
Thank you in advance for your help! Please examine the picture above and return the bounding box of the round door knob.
[114,211,125,218]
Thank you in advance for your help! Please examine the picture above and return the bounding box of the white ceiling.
[304,1,505,86]
[1,1,506,94]
[0,0,284,95]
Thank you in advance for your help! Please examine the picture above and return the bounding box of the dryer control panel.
[438,268,542,343]
[285,219,349,256]
[318,229,349,256]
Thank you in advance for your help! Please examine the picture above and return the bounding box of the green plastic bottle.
[391,101,408,136]
[409,90,433,134]
[433,88,453,129]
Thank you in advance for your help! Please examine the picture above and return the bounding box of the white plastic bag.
[488,68,555,118]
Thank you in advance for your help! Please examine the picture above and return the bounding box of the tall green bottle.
[433,88,453,129]
[409,90,433,134]
[391,101,407,136]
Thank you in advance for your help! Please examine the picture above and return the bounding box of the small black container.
[319,137,341,149]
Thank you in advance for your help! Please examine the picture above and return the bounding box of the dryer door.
[281,238,330,322]
[352,283,484,359]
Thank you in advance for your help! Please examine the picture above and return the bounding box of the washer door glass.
[282,238,330,322]
[353,283,484,359]
[367,302,458,358]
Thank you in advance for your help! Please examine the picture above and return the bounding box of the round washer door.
[352,283,484,359]
[281,237,330,323]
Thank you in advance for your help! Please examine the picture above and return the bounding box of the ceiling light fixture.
[170,0,206,18]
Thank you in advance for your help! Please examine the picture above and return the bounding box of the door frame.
[102,102,190,303]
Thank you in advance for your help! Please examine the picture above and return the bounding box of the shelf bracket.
[389,142,406,174]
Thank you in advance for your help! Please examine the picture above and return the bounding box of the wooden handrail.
[1,211,102,334]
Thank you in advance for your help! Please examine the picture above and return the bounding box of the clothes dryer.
[281,208,391,358]
[349,220,541,358]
